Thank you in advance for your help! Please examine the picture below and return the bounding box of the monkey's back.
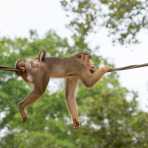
[44,57,84,78]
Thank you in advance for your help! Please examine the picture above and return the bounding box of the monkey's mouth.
[90,65,96,73]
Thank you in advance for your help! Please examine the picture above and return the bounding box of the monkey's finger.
[19,67,26,72]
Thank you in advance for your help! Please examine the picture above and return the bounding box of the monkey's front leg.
[80,66,111,87]
[65,78,80,128]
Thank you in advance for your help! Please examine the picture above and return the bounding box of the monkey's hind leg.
[80,66,110,87]
[18,91,42,122]
[18,72,49,122]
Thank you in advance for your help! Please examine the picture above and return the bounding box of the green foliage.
[0,0,148,147]
[61,0,148,44]
[0,32,148,147]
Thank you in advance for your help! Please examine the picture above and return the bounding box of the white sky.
[0,0,148,110]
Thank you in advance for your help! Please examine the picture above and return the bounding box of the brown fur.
[16,51,110,128]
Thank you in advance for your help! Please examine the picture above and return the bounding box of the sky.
[0,0,148,110]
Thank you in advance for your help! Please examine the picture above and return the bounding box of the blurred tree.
[61,0,148,44]
[0,0,148,147]
[0,31,148,148]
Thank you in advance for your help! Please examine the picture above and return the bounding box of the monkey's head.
[15,59,26,75]
[75,52,96,73]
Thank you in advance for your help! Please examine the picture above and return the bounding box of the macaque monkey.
[16,51,110,128]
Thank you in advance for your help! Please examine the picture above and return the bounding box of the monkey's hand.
[15,60,26,75]
[99,66,111,73]
[73,118,80,128]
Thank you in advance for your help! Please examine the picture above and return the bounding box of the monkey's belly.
[49,66,66,78]
[49,67,78,78]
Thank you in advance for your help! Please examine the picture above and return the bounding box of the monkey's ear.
[38,50,46,61]
[76,53,82,58]
[75,52,92,59]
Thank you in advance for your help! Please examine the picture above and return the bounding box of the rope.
[0,62,148,73]
[0,66,20,72]
[108,63,148,72]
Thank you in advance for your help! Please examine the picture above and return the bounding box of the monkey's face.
[75,52,96,73]
[89,59,96,73]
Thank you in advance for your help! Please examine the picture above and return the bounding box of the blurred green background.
[0,0,148,148]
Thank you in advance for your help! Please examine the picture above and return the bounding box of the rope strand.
[0,62,148,73]
[108,63,148,72]
[0,66,20,72]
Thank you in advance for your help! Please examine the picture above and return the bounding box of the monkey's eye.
[77,55,81,58]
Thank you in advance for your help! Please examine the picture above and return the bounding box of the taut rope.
[108,63,148,72]
[0,63,148,73]
[0,66,20,72]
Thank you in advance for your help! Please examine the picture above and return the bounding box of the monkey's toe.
[73,119,80,128]
[22,116,27,122]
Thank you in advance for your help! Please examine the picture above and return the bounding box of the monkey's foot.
[73,119,80,128]
[19,111,28,122]
[22,116,27,122]
[18,103,28,122]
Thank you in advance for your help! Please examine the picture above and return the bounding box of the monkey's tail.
[38,50,46,61]
[0,65,20,72]
[108,63,148,72]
